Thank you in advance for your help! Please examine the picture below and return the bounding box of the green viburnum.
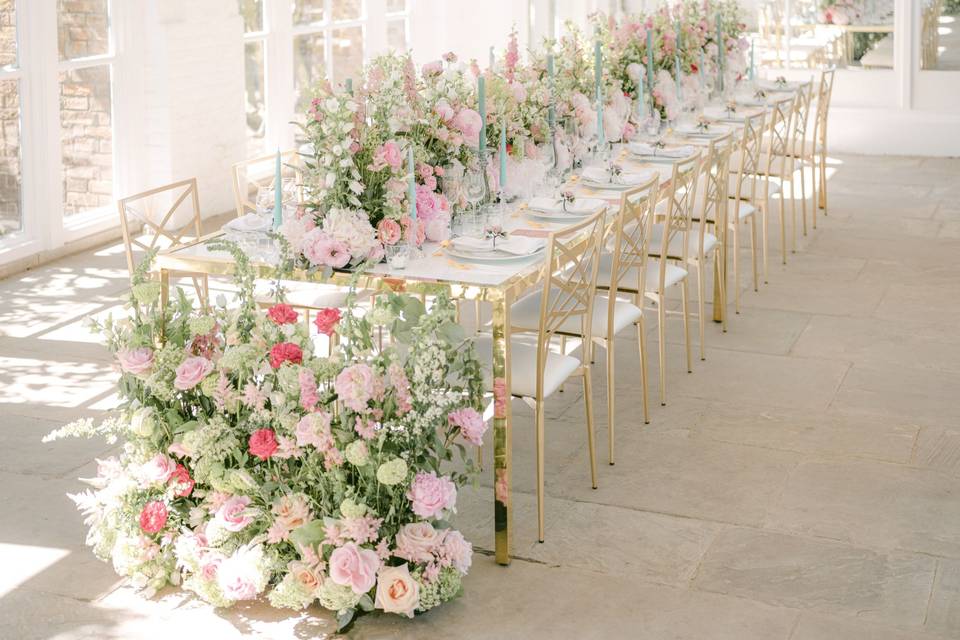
[376,458,408,486]
[344,440,370,467]
[131,282,161,305]
[339,498,367,519]
[188,316,216,336]
[316,581,361,614]
[267,573,316,610]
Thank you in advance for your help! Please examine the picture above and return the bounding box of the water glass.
[387,244,410,270]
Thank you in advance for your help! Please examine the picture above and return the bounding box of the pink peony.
[440,529,473,574]
[406,471,457,519]
[328,542,380,595]
[334,363,378,412]
[169,463,195,497]
[266,303,298,325]
[215,495,254,532]
[269,342,303,369]
[377,218,403,246]
[452,108,483,148]
[448,407,488,446]
[139,500,168,534]
[173,356,214,390]
[434,99,455,123]
[313,307,341,336]
[249,428,278,460]
[375,564,420,618]
[117,347,154,376]
[216,546,266,601]
[302,229,351,269]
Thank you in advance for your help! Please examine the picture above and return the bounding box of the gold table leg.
[490,292,513,565]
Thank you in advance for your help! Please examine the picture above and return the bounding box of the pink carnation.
[117,347,154,376]
[249,428,279,460]
[139,500,168,534]
[269,342,303,369]
[313,307,341,336]
[406,471,457,519]
[174,356,214,390]
[266,303,298,325]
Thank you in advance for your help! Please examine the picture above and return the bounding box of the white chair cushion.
[254,281,358,309]
[508,289,643,338]
[693,191,755,223]
[648,223,718,258]
[728,174,781,200]
[473,335,581,399]
[596,253,687,293]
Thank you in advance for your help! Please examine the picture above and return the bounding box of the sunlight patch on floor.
[0,544,71,598]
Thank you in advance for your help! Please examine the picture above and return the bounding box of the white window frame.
[247,0,409,153]
[0,0,132,266]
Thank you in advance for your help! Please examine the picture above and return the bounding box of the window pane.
[238,0,263,33]
[58,0,110,61]
[294,0,325,26]
[0,79,21,237]
[331,26,363,86]
[294,33,325,112]
[244,41,266,152]
[387,20,406,50]
[60,66,113,216]
[0,0,16,68]
[922,0,959,70]
[332,0,362,21]
[386,0,406,14]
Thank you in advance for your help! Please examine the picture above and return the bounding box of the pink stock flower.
[273,435,303,459]
[139,500,168,534]
[269,342,303,369]
[117,347,154,376]
[266,303,298,325]
[354,417,378,440]
[377,218,403,246]
[299,368,319,412]
[173,356,214,391]
[406,471,457,519]
[448,407,488,446]
[452,108,483,148]
[313,307,341,336]
[328,542,380,595]
[249,428,279,460]
[334,363,378,412]
[215,495,254,532]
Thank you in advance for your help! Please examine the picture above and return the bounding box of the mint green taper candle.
[477,76,486,156]
[345,77,353,95]
[716,12,724,94]
[547,53,556,129]
[646,29,655,109]
[273,148,282,229]
[498,124,507,194]
[407,145,417,221]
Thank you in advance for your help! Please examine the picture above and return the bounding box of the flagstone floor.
[2,153,960,639]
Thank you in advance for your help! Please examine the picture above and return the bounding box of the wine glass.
[464,167,485,212]
[256,185,275,220]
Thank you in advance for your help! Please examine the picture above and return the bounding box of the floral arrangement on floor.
[819,0,863,25]
[282,0,746,269]
[45,247,487,630]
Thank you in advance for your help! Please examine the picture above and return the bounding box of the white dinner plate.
[525,208,593,222]
[445,245,545,263]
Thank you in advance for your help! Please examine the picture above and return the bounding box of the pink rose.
[328,542,380,595]
[266,303,298,325]
[377,218,403,246]
[117,347,154,376]
[139,453,176,486]
[215,495,254,532]
[139,500,168,534]
[173,356,213,390]
[272,493,312,531]
[394,521,441,563]
[452,108,483,148]
[269,342,303,369]
[288,560,324,593]
[381,140,403,170]
[249,428,278,460]
[406,471,457,519]
[313,307,341,336]
[375,564,420,618]
[448,407,488,446]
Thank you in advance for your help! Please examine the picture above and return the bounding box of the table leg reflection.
[490,292,513,565]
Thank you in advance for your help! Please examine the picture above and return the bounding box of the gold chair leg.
[800,159,808,237]
[535,398,545,543]
[750,215,759,293]
[606,340,615,465]
[582,368,598,489]
[779,184,788,264]
[473,299,481,335]
[811,153,818,229]
[818,150,828,214]
[716,249,727,334]
[696,261,706,361]
[657,297,667,406]
[733,221,742,313]
[476,443,483,472]
[680,280,693,374]
[637,314,651,424]
[761,200,769,284]
[790,165,797,253]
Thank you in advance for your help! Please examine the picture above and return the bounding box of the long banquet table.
[153,120,760,564]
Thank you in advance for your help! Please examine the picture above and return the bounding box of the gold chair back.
[732,110,767,203]
[607,174,660,301]
[812,68,835,153]
[117,178,207,303]
[762,94,796,179]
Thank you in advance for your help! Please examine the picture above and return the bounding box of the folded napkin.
[628,143,695,158]
[703,106,746,121]
[675,123,731,136]
[224,213,273,233]
[527,196,605,215]
[581,167,654,186]
[451,235,545,256]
